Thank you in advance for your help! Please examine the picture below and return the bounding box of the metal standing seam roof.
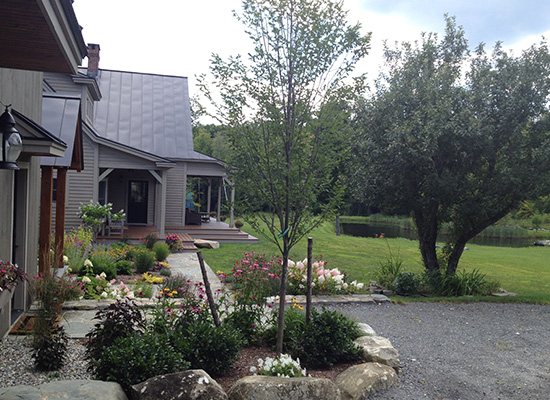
[40,94,81,167]
[92,69,196,160]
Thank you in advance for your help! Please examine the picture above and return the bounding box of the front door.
[128,181,148,224]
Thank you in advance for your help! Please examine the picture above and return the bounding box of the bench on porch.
[107,216,125,237]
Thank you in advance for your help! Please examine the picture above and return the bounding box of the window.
[98,180,108,205]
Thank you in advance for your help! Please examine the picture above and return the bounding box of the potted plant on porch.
[0,261,28,309]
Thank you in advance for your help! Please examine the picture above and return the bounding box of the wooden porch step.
[186,232,259,244]
[165,231,197,251]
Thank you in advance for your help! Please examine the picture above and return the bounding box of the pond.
[341,222,536,248]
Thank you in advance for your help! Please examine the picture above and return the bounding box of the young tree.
[200,0,370,353]
[353,16,550,278]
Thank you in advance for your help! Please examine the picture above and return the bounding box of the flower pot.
[0,289,14,310]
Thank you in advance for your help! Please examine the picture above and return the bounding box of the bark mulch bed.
[215,345,362,393]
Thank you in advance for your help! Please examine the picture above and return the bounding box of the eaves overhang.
[0,0,87,74]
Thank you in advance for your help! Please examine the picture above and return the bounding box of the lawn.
[199,220,550,304]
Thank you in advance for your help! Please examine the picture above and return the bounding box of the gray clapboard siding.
[165,163,186,226]
[0,69,43,120]
[99,144,159,170]
[64,134,96,230]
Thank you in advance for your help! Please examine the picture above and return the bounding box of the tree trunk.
[335,215,341,236]
[446,238,467,276]
[306,237,313,324]
[414,206,440,274]
[276,236,290,354]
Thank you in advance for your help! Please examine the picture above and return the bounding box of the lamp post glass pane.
[6,132,22,162]
[0,109,23,169]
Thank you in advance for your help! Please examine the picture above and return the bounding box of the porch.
[97,218,258,250]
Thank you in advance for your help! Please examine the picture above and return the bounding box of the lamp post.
[0,106,23,170]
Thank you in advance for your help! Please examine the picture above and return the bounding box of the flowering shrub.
[250,354,306,378]
[79,272,135,300]
[147,280,242,377]
[0,261,27,293]
[288,256,365,295]
[165,234,183,252]
[220,252,282,305]
[64,226,93,274]
[160,274,192,298]
[77,200,125,237]
[142,272,163,284]
[31,273,84,311]
[219,252,281,344]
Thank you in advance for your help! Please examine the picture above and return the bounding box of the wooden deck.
[97,219,258,250]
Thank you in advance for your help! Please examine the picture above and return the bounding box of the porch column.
[39,166,54,275]
[217,178,222,220]
[207,178,212,214]
[230,182,235,228]
[159,170,167,237]
[54,168,67,269]
[182,163,188,226]
[0,170,14,261]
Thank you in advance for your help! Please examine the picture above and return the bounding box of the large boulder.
[0,380,127,400]
[357,322,376,336]
[354,335,400,370]
[130,370,227,400]
[336,362,397,400]
[227,376,340,400]
[194,239,220,249]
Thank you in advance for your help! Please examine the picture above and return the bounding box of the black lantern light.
[0,106,23,170]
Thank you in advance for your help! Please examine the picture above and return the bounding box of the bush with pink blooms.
[219,252,282,344]
[288,256,366,295]
[219,251,282,305]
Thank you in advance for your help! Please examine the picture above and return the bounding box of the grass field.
[199,220,550,304]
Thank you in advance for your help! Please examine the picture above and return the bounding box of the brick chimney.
[87,43,100,78]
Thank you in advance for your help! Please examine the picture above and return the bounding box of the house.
[43,45,248,244]
[0,0,87,337]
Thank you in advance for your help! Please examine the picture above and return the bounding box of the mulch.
[215,345,362,393]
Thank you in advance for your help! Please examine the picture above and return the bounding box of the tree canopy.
[353,16,550,277]
[200,0,370,353]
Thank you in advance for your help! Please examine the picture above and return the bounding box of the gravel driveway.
[325,302,550,400]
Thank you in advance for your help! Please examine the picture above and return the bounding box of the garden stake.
[306,237,313,324]
[197,251,220,327]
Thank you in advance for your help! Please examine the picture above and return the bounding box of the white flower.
[288,260,295,268]
[357,283,364,290]
[250,366,257,374]
[63,255,69,265]
[100,291,108,298]
[84,259,93,268]
[99,272,107,279]
[82,276,91,284]
[343,283,349,290]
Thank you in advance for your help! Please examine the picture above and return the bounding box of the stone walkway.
[55,252,389,338]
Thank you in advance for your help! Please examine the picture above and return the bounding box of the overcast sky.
[73,0,550,97]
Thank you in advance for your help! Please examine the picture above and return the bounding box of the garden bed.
[215,345,361,393]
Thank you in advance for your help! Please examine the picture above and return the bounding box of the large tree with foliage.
[353,16,550,278]
[200,0,370,353]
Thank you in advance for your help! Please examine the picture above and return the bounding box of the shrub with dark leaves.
[85,299,145,362]
[91,331,189,393]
